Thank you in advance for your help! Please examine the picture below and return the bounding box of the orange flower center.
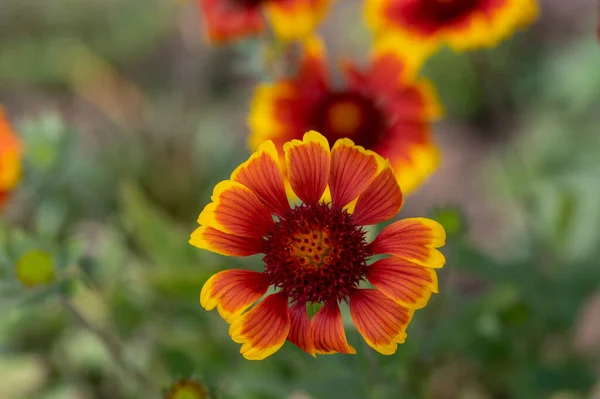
[290,230,333,269]
[326,100,364,138]
[263,203,369,304]
[311,92,385,148]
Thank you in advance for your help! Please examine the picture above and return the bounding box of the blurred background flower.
[248,37,442,193]
[0,109,22,209]
[164,378,210,399]
[364,0,539,52]
[1,0,599,398]
[197,0,331,44]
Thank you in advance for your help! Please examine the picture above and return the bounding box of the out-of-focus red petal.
[364,0,539,52]
[0,107,22,194]
[265,1,332,41]
[198,0,264,44]
[296,37,330,99]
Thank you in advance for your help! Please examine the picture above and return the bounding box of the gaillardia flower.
[0,107,22,209]
[249,38,442,194]
[197,0,330,44]
[190,131,445,360]
[364,0,539,51]
[165,379,209,399]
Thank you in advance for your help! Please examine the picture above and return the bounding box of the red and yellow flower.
[190,131,446,360]
[197,0,331,44]
[365,0,539,52]
[249,37,442,194]
[0,108,22,209]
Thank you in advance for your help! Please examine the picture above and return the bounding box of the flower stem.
[60,295,159,398]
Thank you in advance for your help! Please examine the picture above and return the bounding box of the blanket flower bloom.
[364,0,539,52]
[0,108,22,210]
[165,379,209,399]
[248,37,442,194]
[190,131,446,360]
[197,0,331,44]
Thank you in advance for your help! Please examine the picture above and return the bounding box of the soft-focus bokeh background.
[1,0,600,398]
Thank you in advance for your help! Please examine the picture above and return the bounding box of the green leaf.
[118,181,202,268]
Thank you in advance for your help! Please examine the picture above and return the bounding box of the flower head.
[365,0,539,52]
[197,0,331,44]
[16,250,55,289]
[165,379,209,399]
[190,131,446,359]
[0,107,22,209]
[249,37,442,194]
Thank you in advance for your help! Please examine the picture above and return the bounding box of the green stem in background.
[469,51,512,132]
[60,295,159,398]
[470,51,548,259]
[361,341,385,399]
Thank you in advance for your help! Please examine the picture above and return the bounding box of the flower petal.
[198,180,274,238]
[0,108,22,192]
[368,218,446,268]
[381,137,440,195]
[369,33,436,82]
[364,0,539,52]
[284,130,331,204]
[189,226,264,257]
[329,138,380,209]
[311,301,356,355]
[265,0,331,41]
[287,302,316,356]
[295,36,330,96]
[341,38,442,195]
[229,292,291,360]
[247,37,329,152]
[198,0,264,44]
[367,257,438,309]
[351,161,403,225]
[200,269,271,323]
[231,140,290,216]
[247,83,295,150]
[349,289,414,355]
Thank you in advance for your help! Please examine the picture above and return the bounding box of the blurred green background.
[1,0,600,398]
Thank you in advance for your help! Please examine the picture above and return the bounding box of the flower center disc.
[290,230,332,268]
[421,0,481,22]
[263,203,369,304]
[311,91,386,148]
[230,0,264,9]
